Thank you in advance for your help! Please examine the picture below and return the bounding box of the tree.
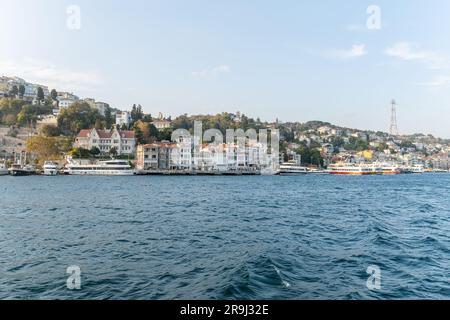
[295,143,324,166]
[134,125,145,145]
[50,89,58,100]
[57,101,104,135]
[104,107,114,129]
[109,147,118,158]
[10,85,19,97]
[18,85,25,98]
[95,118,104,130]
[90,146,101,157]
[36,87,45,102]
[17,104,52,126]
[143,114,152,123]
[26,136,61,163]
[40,125,61,137]
[130,103,143,124]
[134,120,154,144]
[69,147,92,159]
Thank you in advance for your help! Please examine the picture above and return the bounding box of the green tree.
[68,147,92,159]
[130,104,144,124]
[57,101,104,135]
[90,146,101,157]
[18,85,25,98]
[104,107,114,129]
[134,125,145,144]
[109,147,118,158]
[50,89,58,100]
[36,87,45,103]
[10,85,19,97]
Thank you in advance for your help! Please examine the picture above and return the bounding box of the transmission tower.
[389,99,399,136]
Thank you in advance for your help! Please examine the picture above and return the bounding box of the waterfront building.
[75,128,136,155]
[136,142,175,170]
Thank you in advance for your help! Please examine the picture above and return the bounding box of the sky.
[1,0,450,137]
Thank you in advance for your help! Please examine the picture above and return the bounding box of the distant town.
[1,75,450,176]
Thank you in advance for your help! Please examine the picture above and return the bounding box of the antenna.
[389,99,399,136]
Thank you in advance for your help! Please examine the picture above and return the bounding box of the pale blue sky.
[1,0,450,137]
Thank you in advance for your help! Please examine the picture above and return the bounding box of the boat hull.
[43,169,58,176]
[280,171,308,175]
[9,170,35,176]
[66,170,136,176]
[329,171,377,175]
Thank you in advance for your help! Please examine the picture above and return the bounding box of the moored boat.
[328,163,377,175]
[65,157,135,176]
[43,161,59,176]
[8,164,36,176]
[279,160,308,175]
[0,161,8,175]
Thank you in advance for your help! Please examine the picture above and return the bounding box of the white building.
[58,98,77,109]
[75,128,136,155]
[116,111,132,127]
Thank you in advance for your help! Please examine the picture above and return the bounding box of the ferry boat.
[327,163,377,175]
[65,158,135,176]
[0,162,8,175]
[401,165,425,174]
[279,160,308,175]
[377,163,401,175]
[307,168,328,174]
[43,161,59,176]
[8,163,36,176]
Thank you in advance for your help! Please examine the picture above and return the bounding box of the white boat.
[307,168,328,174]
[0,162,8,175]
[65,158,135,176]
[279,160,308,175]
[328,163,377,175]
[401,165,424,174]
[43,161,59,176]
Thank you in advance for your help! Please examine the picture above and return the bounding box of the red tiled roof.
[120,131,135,139]
[78,129,91,138]
[77,129,135,139]
[97,130,112,138]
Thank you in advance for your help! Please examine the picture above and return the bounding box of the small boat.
[0,162,8,176]
[43,161,59,176]
[8,164,36,176]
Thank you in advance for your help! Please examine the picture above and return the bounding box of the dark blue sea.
[0,174,449,300]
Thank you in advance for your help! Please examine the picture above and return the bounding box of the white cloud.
[415,75,450,88]
[0,58,103,92]
[192,65,231,77]
[324,44,367,60]
[384,42,450,70]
